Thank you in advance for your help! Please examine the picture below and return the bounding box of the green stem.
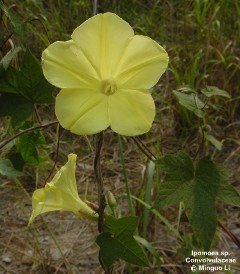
[94,132,105,233]
[94,133,110,274]
[177,202,183,232]
[131,195,183,241]
[143,161,155,238]
[117,134,135,215]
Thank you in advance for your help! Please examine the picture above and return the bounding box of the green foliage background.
[0,0,240,273]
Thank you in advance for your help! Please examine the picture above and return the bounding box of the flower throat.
[101,79,117,95]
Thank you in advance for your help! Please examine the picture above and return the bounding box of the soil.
[1,110,240,274]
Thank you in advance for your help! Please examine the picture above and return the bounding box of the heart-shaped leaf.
[0,50,54,126]
[154,152,240,250]
[96,216,149,268]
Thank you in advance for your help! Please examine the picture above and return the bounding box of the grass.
[1,0,240,273]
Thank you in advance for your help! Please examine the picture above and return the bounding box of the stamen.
[100,79,117,95]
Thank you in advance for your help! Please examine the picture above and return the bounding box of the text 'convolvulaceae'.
[42,12,169,136]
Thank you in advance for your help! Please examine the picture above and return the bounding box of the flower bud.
[106,190,117,212]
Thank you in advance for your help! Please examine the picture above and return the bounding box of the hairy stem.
[193,118,205,161]
[94,132,111,274]
[92,3,110,273]
[94,132,105,233]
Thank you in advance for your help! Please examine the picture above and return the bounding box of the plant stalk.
[94,132,105,233]
[117,134,135,215]
[0,121,58,150]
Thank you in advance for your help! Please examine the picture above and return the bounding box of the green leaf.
[134,235,162,267]
[217,183,240,207]
[0,47,21,72]
[8,152,25,171]
[0,93,34,126]
[187,157,219,251]
[216,166,240,207]
[15,130,45,164]
[154,153,194,207]
[0,66,19,94]
[131,196,183,241]
[0,159,23,177]
[0,50,54,125]
[201,86,231,98]
[96,216,149,268]
[154,152,239,250]
[0,0,24,36]
[176,233,199,259]
[173,90,205,118]
[205,133,223,151]
[19,50,54,103]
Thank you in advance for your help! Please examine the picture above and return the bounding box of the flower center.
[100,79,117,96]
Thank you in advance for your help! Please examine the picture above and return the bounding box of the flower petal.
[109,89,155,136]
[50,153,78,199]
[71,12,134,79]
[55,89,110,135]
[42,40,100,88]
[115,35,169,89]
[29,154,97,224]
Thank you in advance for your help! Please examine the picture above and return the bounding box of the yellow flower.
[42,12,169,136]
[29,154,98,225]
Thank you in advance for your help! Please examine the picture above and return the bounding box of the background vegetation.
[0,0,239,273]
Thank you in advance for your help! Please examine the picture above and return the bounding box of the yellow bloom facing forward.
[29,154,97,225]
[42,13,169,136]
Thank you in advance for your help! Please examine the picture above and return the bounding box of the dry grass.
[1,0,240,273]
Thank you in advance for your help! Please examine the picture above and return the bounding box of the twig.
[34,104,42,124]
[0,31,13,51]
[0,261,18,274]
[26,18,51,44]
[136,136,157,160]
[93,0,98,15]
[132,137,157,161]
[94,132,105,233]
[93,133,111,273]
[91,2,110,273]
[0,120,58,150]
[1,17,50,51]
[218,221,240,249]
[44,123,60,184]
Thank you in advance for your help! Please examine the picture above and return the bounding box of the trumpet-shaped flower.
[42,12,169,136]
[29,154,98,225]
